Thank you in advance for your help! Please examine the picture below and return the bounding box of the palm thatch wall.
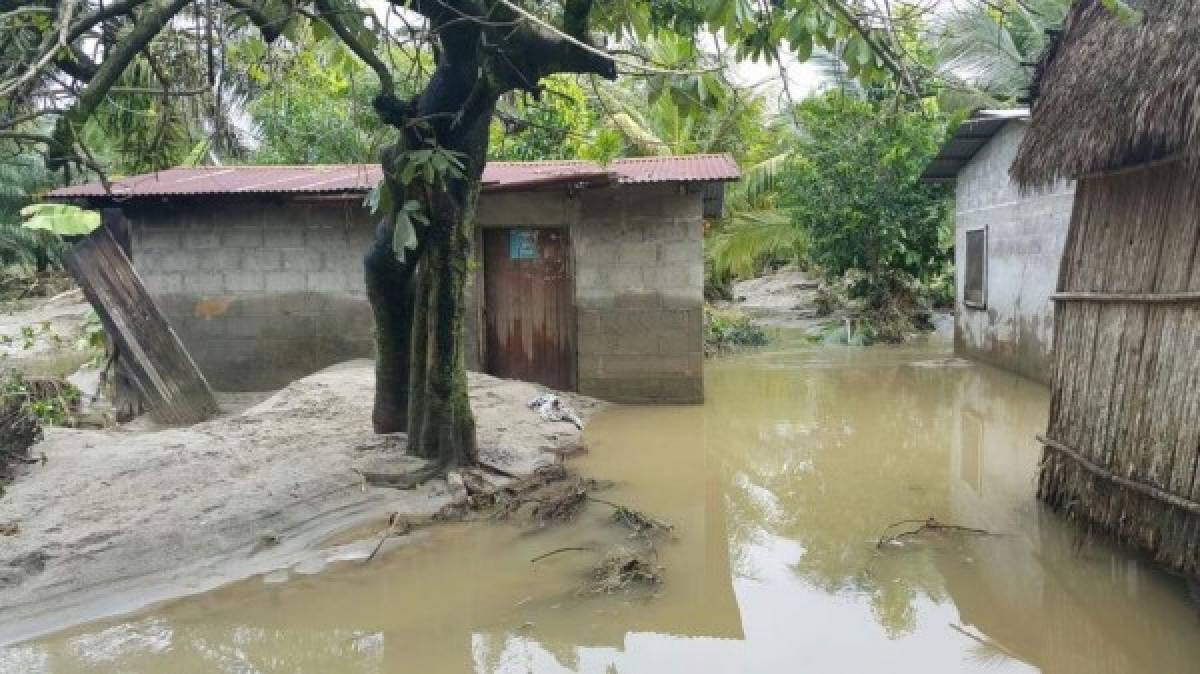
[1040,159,1200,575]
[1013,1,1200,576]
[1010,0,1200,187]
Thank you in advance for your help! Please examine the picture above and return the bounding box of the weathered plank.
[65,220,218,425]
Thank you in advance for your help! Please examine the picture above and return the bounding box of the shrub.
[704,305,768,356]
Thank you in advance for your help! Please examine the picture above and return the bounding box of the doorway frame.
[475,223,579,392]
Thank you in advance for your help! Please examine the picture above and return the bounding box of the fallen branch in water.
[876,517,1000,549]
[589,497,675,539]
[530,546,593,563]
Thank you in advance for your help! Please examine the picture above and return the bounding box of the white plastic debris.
[527,393,583,429]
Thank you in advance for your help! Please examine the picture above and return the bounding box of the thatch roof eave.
[1010,0,1200,188]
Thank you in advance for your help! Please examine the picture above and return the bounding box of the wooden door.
[483,227,575,390]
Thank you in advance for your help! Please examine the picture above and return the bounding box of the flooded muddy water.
[4,335,1199,673]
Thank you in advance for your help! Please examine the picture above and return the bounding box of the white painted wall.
[953,121,1075,384]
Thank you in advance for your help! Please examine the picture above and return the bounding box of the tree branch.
[562,0,593,38]
[66,0,153,44]
[48,0,192,170]
[222,0,293,42]
[314,0,395,97]
[823,0,919,97]
[0,0,80,100]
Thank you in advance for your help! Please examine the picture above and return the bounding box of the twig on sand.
[876,516,1001,549]
[530,546,593,563]
[363,513,412,564]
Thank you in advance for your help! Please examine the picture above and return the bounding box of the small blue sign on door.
[510,229,539,260]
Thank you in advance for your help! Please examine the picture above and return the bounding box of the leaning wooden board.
[65,223,219,425]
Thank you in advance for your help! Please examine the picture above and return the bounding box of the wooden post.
[65,215,219,425]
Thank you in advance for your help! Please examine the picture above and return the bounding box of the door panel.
[483,228,575,390]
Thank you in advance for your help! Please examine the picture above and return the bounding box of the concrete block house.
[49,155,738,402]
[922,110,1075,384]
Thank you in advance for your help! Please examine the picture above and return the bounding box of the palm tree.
[933,0,1070,107]
[0,151,66,273]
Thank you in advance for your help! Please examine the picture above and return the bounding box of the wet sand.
[0,360,599,645]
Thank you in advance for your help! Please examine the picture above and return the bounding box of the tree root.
[354,462,447,490]
[358,460,676,597]
[876,516,1002,549]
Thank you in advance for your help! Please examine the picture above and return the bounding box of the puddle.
[4,335,1199,673]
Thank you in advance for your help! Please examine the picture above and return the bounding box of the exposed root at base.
[357,459,676,597]
[354,462,447,490]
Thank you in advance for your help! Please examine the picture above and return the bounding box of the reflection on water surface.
[5,335,1198,673]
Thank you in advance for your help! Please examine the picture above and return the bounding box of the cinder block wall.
[573,184,704,403]
[954,121,1074,384]
[128,198,375,391]
[127,184,705,401]
[472,184,704,403]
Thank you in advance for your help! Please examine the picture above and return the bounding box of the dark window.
[964,227,987,309]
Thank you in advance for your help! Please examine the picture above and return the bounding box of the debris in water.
[583,546,663,595]
[530,546,594,563]
[0,522,18,536]
[876,516,1000,549]
[593,498,675,539]
[530,480,589,522]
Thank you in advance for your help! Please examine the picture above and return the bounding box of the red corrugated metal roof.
[46,154,738,199]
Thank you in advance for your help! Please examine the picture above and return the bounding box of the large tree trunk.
[361,0,614,478]
[364,218,416,434]
[404,204,478,465]
[366,81,493,468]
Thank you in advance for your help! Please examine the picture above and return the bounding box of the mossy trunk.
[405,200,478,465]
[365,92,492,468]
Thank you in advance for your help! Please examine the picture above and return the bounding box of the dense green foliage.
[0,154,68,273]
[781,93,950,293]
[247,32,395,164]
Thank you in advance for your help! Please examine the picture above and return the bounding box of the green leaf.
[1100,0,1142,22]
[391,199,423,263]
[791,26,813,61]
[20,204,100,236]
[364,180,393,217]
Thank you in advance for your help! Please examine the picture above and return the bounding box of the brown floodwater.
[4,334,1199,673]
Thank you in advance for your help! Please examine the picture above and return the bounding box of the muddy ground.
[0,289,95,378]
[0,360,601,643]
[722,269,953,340]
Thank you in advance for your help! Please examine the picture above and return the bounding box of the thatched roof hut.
[1011,0,1200,187]
[1011,0,1200,577]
